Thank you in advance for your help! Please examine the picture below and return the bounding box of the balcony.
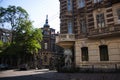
[88,25,120,38]
[65,11,72,16]
[93,1,105,10]
[111,0,120,4]
[56,34,75,48]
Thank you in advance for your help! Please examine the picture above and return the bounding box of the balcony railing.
[88,25,120,38]
[56,34,75,43]
[65,11,72,16]
[111,0,120,4]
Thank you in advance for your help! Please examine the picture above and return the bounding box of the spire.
[46,15,48,24]
[44,15,50,28]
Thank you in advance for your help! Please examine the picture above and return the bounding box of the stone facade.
[58,0,120,69]
[39,16,56,68]
[75,37,120,68]
[0,28,11,42]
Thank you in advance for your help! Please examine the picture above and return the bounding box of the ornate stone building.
[39,15,56,68]
[56,0,120,69]
[0,28,11,43]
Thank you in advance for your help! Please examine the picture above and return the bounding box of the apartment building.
[56,0,120,69]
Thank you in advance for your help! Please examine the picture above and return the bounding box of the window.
[44,30,49,35]
[1,36,7,42]
[78,0,85,8]
[80,20,87,33]
[94,0,102,3]
[117,9,120,20]
[44,55,47,62]
[44,43,48,49]
[81,47,88,61]
[99,45,109,61]
[68,21,73,34]
[67,0,72,11]
[96,13,105,28]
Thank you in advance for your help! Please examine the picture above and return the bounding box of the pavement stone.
[0,69,120,80]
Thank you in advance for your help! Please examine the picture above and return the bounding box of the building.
[39,15,56,68]
[0,28,11,43]
[56,0,120,69]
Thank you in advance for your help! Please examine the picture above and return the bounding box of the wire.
[49,12,59,23]
[40,12,59,25]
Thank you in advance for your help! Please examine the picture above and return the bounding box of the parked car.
[19,64,29,70]
[0,64,8,70]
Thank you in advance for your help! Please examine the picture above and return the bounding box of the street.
[0,69,120,80]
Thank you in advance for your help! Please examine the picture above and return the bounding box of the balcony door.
[68,20,73,34]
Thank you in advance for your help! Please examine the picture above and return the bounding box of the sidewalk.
[35,70,120,80]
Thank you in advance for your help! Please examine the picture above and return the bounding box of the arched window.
[99,45,109,61]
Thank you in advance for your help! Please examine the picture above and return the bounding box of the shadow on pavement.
[0,70,120,80]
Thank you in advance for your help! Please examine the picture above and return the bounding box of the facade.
[39,15,56,68]
[0,28,11,42]
[57,0,120,69]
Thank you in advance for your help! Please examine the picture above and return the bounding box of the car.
[19,64,29,70]
[0,64,8,70]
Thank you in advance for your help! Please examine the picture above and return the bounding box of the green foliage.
[0,40,10,52]
[0,5,29,43]
[0,40,3,52]
[0,5,43,66]
[0,5,28,30]
[27,28,43,54]
[0,5,43,55]
[0,40,3,48]
[14,19,43,55]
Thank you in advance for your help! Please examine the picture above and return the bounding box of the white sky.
[0,0,60,32]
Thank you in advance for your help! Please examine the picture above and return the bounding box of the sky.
[0,0,60,32]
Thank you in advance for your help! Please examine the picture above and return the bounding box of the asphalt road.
[0,69,120,80]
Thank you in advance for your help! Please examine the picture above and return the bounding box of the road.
[0,69,120,80]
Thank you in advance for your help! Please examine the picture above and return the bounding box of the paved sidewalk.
[0,69,120,80]
[36,71,120,80]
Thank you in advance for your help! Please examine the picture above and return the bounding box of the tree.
[0,40,10,64]
[0,40,3,51]
[0,6,43,68]
[26,28,43,69]
[0,5,28,42]
[11,19,43,67]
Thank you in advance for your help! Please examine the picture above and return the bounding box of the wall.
[75,37,120,68]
